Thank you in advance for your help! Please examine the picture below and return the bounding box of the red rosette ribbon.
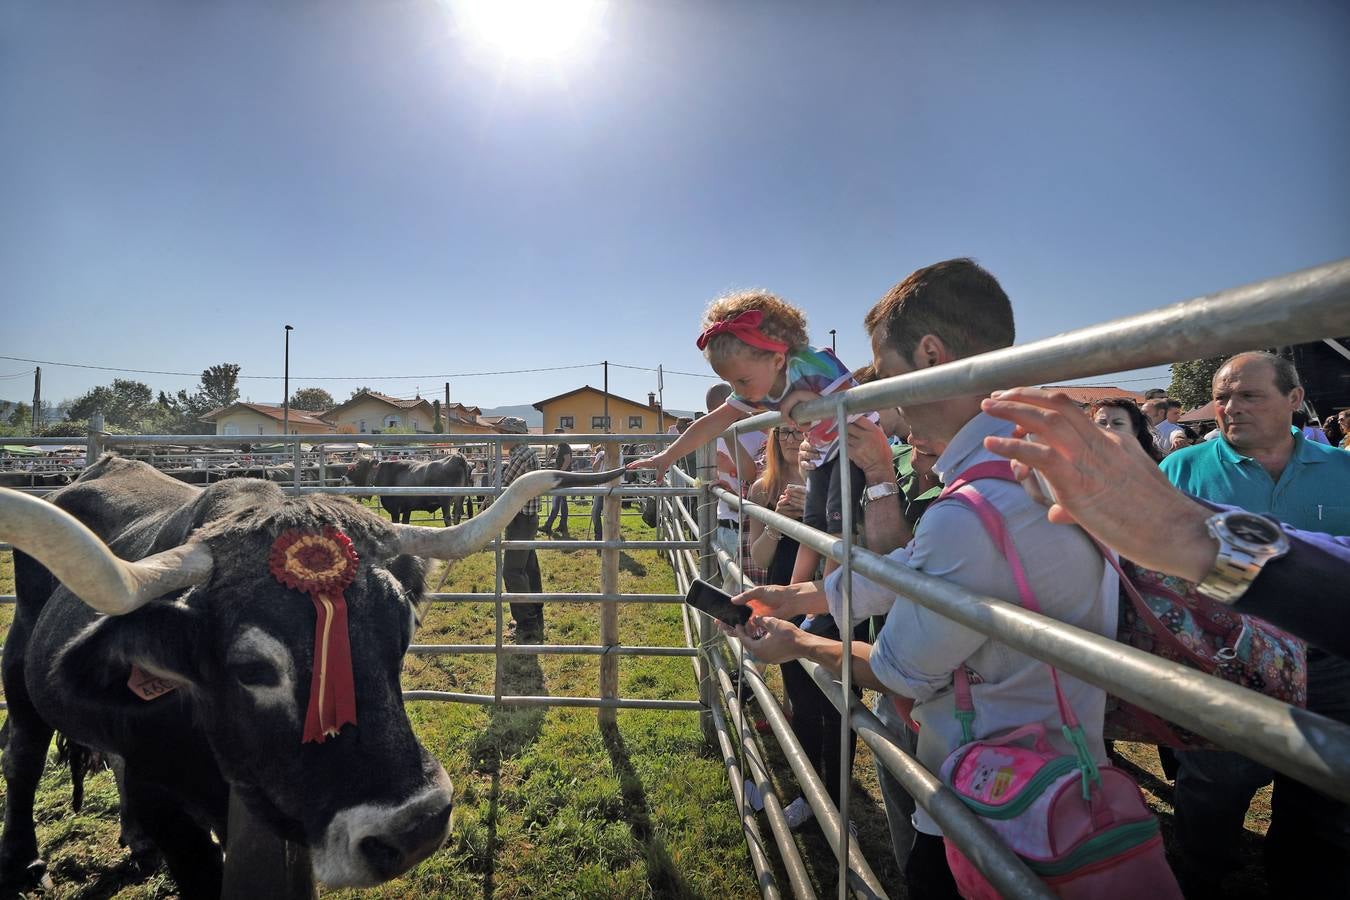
[268,527,360,743]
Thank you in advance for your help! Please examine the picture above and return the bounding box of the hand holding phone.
[684,579,752,628]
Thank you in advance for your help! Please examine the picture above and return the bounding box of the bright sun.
[448,0,606,65]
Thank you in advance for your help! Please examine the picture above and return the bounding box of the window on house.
[559,416,574,430]
[223,423,239,436]
[628,416,642,429]
[591,415,611,430]
[358,419,368,433]
[385,415,401,429]
[257,426,265,435]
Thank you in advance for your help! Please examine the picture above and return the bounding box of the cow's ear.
[52,602,209,705]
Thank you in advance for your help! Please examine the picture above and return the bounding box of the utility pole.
[829,329,836,353]
[282,325,293,435]
[602,360,609,431]
[31,366,41,435]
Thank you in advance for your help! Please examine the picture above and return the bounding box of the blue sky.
[3,0,1348,415]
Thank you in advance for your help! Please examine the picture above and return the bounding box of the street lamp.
[829,329,836,353]
[282,325,294,436]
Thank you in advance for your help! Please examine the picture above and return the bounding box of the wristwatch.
[1195,510,1290,605]
[861,481,900,507]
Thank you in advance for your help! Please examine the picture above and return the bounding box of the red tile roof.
[200,403,333,427]
[1039,385,1147,405]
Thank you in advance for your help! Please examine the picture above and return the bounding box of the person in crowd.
[1339,409,1350,449]
[541,428,573,536]
[1090,398,1165,463]
[589,437,608,543]
[496,440,544,641]
[693,382,762,556]
[1293,409,1331,445]
[1143,398,1182,454]
[729,258,1118,899]
[746,423,837,828]
[980,386,1350,651]
[820,404,940,871]
[1155,351,1350,897]
[627,292,865,586]
[1322,412,1345,449]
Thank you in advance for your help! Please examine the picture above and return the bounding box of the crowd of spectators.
[628,256,1349,898]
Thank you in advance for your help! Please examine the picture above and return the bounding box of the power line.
[608,361,717,379]
[0,354,603,381]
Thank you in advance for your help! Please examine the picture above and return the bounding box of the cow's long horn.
[0,487,213,615]
[393,468,626,559]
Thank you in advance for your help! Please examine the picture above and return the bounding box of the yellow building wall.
[326,398,432,433]
[538,391,671,434]
[214,410,334,436]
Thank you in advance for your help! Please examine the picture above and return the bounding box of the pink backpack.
[933,463,1182,900]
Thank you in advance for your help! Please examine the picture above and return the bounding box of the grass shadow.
[600,721,695,898]
[619,552,647,577]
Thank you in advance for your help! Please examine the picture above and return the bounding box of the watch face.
[1226,513,1279,545]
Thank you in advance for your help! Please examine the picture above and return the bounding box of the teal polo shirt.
[1161,428,1350,536]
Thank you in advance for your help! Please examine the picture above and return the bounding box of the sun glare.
[449,0,605,66]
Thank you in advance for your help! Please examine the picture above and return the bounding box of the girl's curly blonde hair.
[700,290,809,365]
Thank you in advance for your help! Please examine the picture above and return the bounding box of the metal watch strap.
[1195,513,1287,605]
[862,481,900,506]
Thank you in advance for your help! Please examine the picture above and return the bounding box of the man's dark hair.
[1165,399,1182,411]
[1217,351,1302,395]
[864,258,1014,359]
[1142,388,1169,400]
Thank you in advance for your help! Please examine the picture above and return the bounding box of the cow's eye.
[233,661,281,689]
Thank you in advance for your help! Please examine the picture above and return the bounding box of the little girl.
[628,290,866,582]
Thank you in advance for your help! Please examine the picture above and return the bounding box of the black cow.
[0,471,73,490]
[0,454,623,896]
[345,455,475,526]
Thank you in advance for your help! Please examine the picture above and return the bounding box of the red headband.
[695,309,789,353]
[269,527,359,743]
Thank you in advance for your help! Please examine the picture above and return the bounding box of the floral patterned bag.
[1104,558,1307,748]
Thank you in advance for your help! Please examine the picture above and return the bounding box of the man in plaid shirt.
[497,441,544,640]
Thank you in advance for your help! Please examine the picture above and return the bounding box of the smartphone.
[684,579,752,627]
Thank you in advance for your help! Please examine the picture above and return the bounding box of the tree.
[199,364,241,410]
[348,386,375,400]
[7,402,30,428]
[1168,355,1230,409]
[66,379,155,429]
[290,387,335,412]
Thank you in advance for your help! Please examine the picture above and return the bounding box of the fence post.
[694,442,717,744]
[598,438,621,727]
[87,413,104,465]
[291,434,301,495]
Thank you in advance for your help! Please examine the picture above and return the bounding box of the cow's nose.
[357,800,452,880]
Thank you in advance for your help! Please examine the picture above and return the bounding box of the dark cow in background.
[0,455,624,896]
[345,454,475,525]
[0,471,73,490]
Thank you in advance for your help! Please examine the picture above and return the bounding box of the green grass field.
[0,495,1276,898]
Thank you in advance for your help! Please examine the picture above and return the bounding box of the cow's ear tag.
[127,664,181,701]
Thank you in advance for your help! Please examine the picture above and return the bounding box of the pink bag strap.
[937,462,1080,731]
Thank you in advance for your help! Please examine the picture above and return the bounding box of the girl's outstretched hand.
[627,451,671,479]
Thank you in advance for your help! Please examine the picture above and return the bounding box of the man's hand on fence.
[797,435,820,474]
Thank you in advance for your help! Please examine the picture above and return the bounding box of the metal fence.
[2,259,1348,897]
[666,257,1350,900]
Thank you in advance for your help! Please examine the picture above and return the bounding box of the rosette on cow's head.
[269,527,359,743]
